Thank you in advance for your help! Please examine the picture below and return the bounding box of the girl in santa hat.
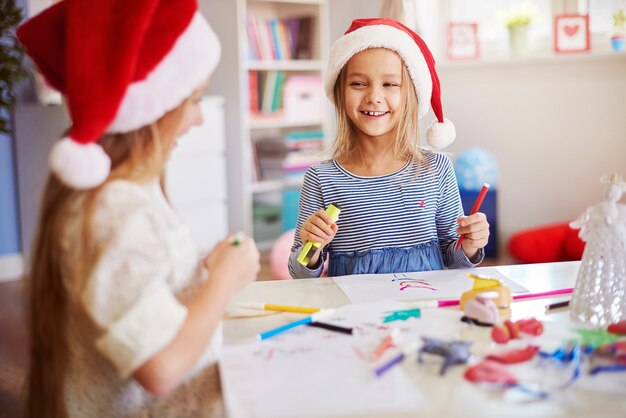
[17,1,259,416]
[289,18,489,279]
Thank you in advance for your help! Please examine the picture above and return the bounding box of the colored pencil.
[545,300,570,311]
[256,310,333,340]
[374,351,406,377]
[513,288,573,301]
[456,183,490,250]
[238,302,320,314]
[374,343,418,378]
[307,321,354,335]
[409,288,574,309]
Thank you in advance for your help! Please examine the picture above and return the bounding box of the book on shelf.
[272,71,286,112]
[260,71,277,114]
[248,71,259,113]
[246,16,262,60]
[246,15,315,61]
[249,70,287,115]
[249,71,323,119]
[255,130,325,181]
[294,16,314,59]
[255,130,324,157]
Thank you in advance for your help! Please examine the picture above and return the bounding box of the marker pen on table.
[256,309,334,340]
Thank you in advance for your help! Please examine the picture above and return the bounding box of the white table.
[222,262,626,418]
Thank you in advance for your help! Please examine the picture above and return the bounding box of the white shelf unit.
[165,96,228,255]
[236,0,331,247]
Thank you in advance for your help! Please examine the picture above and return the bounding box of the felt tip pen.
[408,289,574,309]
[297,203,342,266]
[238,302,321,314]
[374,343,418,378]
[256,310,334,341]
[545,300,570,311]
[307,321,354,335]
[231,231,246,246]
[408,299,461,308]
[456,183,490,250]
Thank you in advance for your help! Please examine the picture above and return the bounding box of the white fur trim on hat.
[426,118,456,149]
[107,12,221,133]
[49,138,111,189]
[325,25,432,119]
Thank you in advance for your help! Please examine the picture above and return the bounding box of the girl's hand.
[203,234,260,291]
[457,212,489,259]
[300,209,338,250]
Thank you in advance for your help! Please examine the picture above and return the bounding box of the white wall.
[440,55,626,254]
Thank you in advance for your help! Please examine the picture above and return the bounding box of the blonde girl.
[18,0,259,416]
[289,18,489,278]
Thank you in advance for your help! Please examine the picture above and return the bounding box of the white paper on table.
[332,267,528,303]
[220,334,428,418]
[219,300,470,418]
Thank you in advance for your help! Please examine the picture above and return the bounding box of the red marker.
[456,183,490,250]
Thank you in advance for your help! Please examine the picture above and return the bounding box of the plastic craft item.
[491,318,544,344]
[464,360,517,385]
[460,273,512,313]
[461,292,499,326]
[487,346,540,364]
[607,319,626,335]
[417,336,472,375]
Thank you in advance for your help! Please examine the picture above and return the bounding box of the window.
[411,0,622,59]
[586,0,626,34]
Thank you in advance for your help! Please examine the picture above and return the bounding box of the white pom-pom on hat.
[49,138,111,190]
[426,118,456,149]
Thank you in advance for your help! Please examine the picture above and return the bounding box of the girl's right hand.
[300,209,338,250]
[203,234,260,292]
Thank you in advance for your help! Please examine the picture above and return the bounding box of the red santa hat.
[325,18,455,149]
[17,0,221,189]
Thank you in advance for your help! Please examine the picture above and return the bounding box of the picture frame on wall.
[554,14,590,53]
[447,22,480,60]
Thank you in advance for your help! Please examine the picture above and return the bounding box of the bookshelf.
[236,0,331,247]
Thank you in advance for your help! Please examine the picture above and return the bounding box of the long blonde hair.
[331,52,423,166]
[24,100,189,418]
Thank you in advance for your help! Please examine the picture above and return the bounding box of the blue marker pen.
[256,309,334,341]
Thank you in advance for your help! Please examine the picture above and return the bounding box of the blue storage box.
[459,189,497,258]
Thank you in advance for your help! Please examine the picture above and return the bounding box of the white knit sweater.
[60,179,223,417]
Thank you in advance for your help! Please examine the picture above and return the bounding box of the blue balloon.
[454,148,499,191]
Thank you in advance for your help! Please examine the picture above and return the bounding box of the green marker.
[231,232,246,246]
[297,203,342,266]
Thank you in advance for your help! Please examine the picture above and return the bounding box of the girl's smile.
[360,110,390,119]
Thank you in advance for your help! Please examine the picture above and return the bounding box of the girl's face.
[165,78,210,155]
[176,79,209,138]
[343,48,404,144]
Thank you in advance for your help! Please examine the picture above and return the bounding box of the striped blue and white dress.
[288,151,484,279]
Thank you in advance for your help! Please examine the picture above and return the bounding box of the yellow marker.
[297,203,342,266]
[238,302,321,314]
[460,273,512,312]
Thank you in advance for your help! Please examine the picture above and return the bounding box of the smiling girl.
[288,18,489,278]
